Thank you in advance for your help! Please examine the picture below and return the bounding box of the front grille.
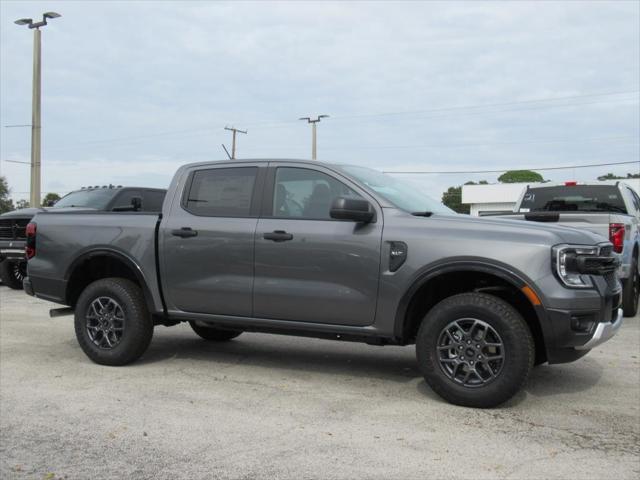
[0,218,30,240]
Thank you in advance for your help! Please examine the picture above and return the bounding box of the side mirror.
[330,197,375,223]
[45,199,56,207]
[131,196,142,212]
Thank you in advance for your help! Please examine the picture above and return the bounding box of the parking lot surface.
[0,286,639,480]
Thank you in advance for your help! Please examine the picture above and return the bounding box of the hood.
[0,207,46,219]
[427,212,607,245]
[1,206,98,219]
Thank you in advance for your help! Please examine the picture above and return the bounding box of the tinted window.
[519,185,628,214]
[142,190,166,212]
[272,167,361,220]
[626,187,640,213]
[113,190,141,210]
[185,167,257,217]
[53,189,117,209]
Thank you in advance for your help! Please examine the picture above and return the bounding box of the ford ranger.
[23,160,623,407]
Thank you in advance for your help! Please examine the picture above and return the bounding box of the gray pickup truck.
[24,160,623,407]
[494,182,640,317]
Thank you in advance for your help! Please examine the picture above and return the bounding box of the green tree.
[15,199,30,209]
[41,192,61,207]
[498,170,544,183]
[441,180,488,214]
[0,176,14,214]
[597,172,640,181]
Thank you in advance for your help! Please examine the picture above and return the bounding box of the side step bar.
[49,307,74,318]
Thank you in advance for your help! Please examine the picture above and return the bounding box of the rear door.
[253,163,383,326]
[160,164,265,316]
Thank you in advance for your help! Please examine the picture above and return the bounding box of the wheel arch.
[64,248,156,313]
[393,258,550,363]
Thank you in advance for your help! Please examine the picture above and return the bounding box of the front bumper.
[575,308,623,350]
[0,240,26,261]
[537,272,623,364]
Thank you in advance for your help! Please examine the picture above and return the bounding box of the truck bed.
[26,212,162,309]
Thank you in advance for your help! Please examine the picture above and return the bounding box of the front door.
[253,164,383,326]
[160,164,264,316]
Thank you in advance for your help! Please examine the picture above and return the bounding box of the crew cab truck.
[0,186,166,289]
[495,182,640,317]
[24,160,623,408]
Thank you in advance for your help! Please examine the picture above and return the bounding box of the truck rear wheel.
[621,256,639,317]
[416,292,534,408]
[0,259,26,290]
[74,278,153,366]
[189,321,242,342]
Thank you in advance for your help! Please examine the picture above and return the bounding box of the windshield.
[519,185,627,214]
[339,165,455,215]
[53,190,116,209]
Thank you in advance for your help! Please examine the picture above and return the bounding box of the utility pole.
[15,12,61,207]
[224,126,247,159]
[299,115,329,160]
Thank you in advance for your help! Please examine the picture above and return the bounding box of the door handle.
[263,230,293,242]
[171,227,198,238]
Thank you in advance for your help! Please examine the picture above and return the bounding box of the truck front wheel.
[74,278,153,366]
[0,259,26,290]
[416,292,534,408]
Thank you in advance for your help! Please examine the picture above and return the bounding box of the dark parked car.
[24,160,622,408]
[0,186,166,289]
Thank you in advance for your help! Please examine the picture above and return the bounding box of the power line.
[384,160,640,175]
[330,89,639,121]
[317,135,638,151]
[2,89,637,154]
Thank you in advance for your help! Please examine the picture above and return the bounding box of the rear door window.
[519,185,628,214]
[183,167,258,217]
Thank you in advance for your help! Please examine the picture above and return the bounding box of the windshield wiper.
[411,211,433,217]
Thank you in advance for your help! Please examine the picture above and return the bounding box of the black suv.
[0,186,166,289]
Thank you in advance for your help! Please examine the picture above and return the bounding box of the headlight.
[552,244,599,288]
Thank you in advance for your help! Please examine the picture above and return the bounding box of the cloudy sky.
[1,0,638,203]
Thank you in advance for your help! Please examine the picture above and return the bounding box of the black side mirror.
[45,200,56,207]
[131,196,142,212]
[330,197,375,223]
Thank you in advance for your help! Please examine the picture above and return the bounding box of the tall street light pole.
[299,115,329,160]
[15,12,61,207]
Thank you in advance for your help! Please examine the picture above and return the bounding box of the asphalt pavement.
[1,286,639,479]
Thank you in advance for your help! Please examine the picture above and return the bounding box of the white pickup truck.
[495,181,640,317]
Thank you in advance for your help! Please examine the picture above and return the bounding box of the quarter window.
[185,167,257,217]
[272,167,362,220]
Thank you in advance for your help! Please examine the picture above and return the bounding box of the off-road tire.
[189,321,242,342]
[622,256,639,317]
[74,278,153,366]
[416,292,534,408]
[0,259,26,290]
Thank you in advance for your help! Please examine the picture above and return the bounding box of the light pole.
[15,12,61,207]
[299,115,329,160]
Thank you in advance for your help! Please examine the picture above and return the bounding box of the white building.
[461,179,640,217]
